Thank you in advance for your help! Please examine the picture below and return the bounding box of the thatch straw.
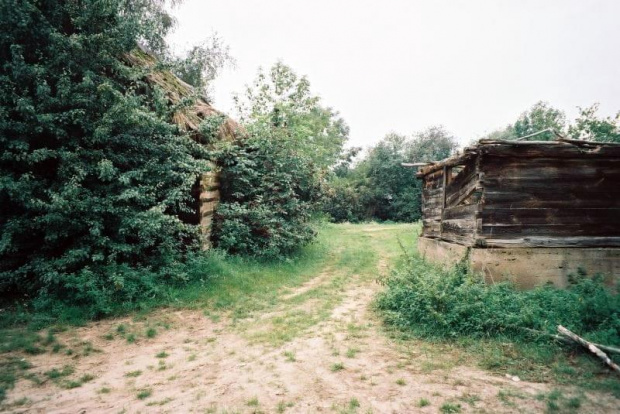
[124,48,243,143]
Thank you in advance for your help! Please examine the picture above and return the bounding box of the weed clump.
[376,255,620,347]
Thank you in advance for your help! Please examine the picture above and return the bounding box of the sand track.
[2,225,619,413]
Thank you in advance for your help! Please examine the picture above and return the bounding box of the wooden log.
[481,177,616,192]
[558,325,620,374]
[199,189,220,202]
[482,161,620,181]
[417,151,477,177]
[481,223,620,238]
[480,208,620,226]
[443,204,479,220]
[445,161,477,195]
[521,327,620,355]
[446,177,480,207]
[483,190,620,209]
[480,143,620,159]
[482,236,620,248]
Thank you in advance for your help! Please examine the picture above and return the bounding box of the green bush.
[0,0,210,316]
[376,255,620,347]
[212,136,318,258]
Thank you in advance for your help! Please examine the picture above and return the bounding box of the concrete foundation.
[417,237,620,289]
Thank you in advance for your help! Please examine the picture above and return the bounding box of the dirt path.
[2,225,618,413]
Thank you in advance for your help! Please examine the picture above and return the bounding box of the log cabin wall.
[421,157,481,246]
[477,142,620,248]
[419,140,620,249]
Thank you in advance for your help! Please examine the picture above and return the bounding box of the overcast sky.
[167,0,620,148]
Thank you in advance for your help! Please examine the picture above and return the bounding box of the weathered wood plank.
[483,190,620,209]
[480,143,620,159]
[445,160,477,195]
[483,236,620,248]
[443,204,479,220]
[481,223,620,238]
[446,178,481,207]
[482,177,616,192]
[481,208,620,226]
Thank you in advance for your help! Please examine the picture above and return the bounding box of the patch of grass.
[276,401,295,413]
[125,370,142,378]
[460,393,480,406]
[566,397,582,409]
[45,365,74,379]
[283,351,296,362]
[13,397,30,406]
[246,397,259,406]
[349,398,360,409]
[146,328,157,338]
[103,333,114,340]
[395,378,406,386]
[80,373,95,382]
[188,353,197,361]
[98,387,111,394]
[497,388,526,407]
[440,402,462,413]
[345,348,359,358]
[156,351,169,358]
[63,380,83,389]
[126,333,136,343]
[116,324,126,334]
[146,397,173,406]
[0,357,33,402]
[418,398,430,407]
[331,362,345,372]
[137,388,152,400]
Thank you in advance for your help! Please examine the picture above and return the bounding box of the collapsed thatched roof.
[124,48,243,144]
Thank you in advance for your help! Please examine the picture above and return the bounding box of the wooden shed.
[415,138,620,288]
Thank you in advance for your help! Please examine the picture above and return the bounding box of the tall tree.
[234,62,349,170]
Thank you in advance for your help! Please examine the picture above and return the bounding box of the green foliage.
[213,135,318,258]
[0,1,214,316]
[377,255,620,348]
[165,35,233,99]
[213,62,345,258]
[481,100,620,143]
[513,101,566,140]
[480,101,566,141]
[323,127,457,223]
[569,103,620,142]
[234,62,349,171]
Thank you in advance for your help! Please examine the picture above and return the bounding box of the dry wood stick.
[520,327,620,355]
[558,325,620,374]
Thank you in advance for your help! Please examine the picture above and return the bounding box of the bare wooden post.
[198,163,221,250]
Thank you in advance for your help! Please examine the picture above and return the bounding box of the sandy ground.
[2,228,619,413]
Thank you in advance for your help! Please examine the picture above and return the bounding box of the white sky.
[167,0,620,148]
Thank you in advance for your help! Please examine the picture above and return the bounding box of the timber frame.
[417,139,620,249]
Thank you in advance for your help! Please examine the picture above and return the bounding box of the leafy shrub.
[376,254,620,347]
[321,178,368,223]
[212,136,318,258]
[0,0,211,316]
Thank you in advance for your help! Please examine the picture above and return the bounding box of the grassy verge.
[375,240,620,397]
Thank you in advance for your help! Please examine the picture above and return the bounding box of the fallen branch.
[520,327,620,355]
[558,325,620,374]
